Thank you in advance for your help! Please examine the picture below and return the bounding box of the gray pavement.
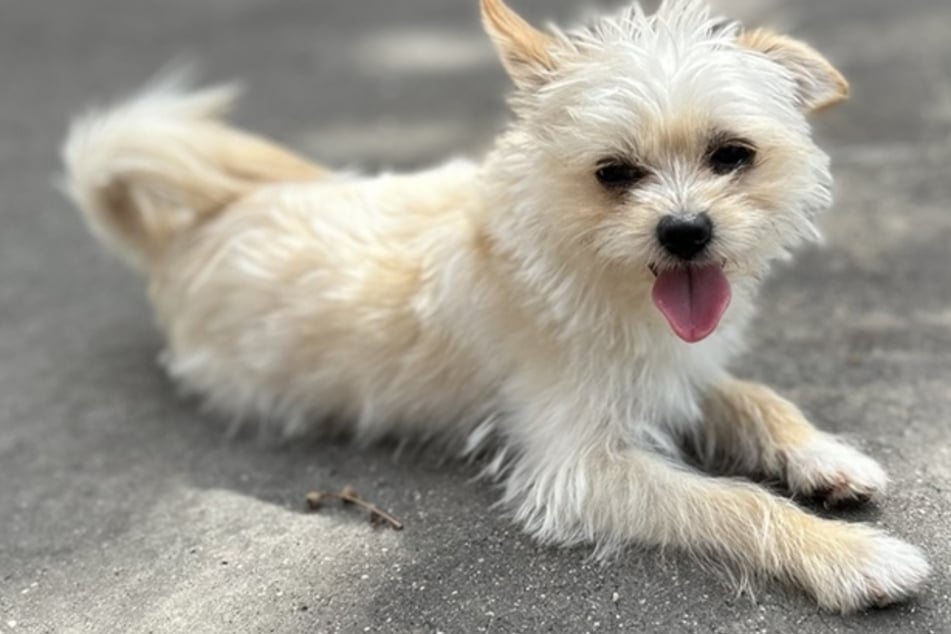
[1,0,950,632]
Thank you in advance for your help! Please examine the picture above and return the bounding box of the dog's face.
[482,0,848,342]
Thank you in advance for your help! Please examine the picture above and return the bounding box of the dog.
[62,0,930,612]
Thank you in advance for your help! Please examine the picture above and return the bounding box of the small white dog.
[63,0,930,612]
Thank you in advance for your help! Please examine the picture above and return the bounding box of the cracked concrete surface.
[1,0,949,632]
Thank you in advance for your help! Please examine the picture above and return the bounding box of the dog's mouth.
[648,261,732,344]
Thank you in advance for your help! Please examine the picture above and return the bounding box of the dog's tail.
[62,72,326,271]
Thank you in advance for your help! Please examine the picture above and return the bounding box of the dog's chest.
[580,330,734,441]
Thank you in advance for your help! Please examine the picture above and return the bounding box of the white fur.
[784,433,890,503]
[61,0,929,613]
[805,528,932,612]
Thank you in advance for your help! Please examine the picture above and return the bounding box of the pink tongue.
[651,265,732,343]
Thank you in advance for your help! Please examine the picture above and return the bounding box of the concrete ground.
[1,0,950,632]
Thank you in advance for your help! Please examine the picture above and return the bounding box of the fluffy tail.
[62,74,326,271]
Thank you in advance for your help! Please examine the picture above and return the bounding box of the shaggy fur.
[62,0,929,612]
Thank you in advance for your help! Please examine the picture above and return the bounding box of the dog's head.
[481,0,848,343]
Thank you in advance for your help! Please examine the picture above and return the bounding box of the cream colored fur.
[61,0,929,613]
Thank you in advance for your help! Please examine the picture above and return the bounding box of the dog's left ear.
[481,0,558,89]
[738,29,849,113]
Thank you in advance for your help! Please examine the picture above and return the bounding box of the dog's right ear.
[481,0,557,89]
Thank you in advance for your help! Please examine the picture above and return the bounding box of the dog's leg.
[698,378,887,505]
[532,447,929,612]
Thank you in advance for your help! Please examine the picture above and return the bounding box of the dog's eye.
[709,143,756,175]
[595,161,646,189]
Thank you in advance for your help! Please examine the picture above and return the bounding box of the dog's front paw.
[804,527,931,612]
[783,434,888,506]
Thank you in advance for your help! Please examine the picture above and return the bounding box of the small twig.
[305,486,404,530]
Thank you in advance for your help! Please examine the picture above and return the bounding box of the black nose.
[656,213,714,260]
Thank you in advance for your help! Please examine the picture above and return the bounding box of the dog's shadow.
[72,323,922,631]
